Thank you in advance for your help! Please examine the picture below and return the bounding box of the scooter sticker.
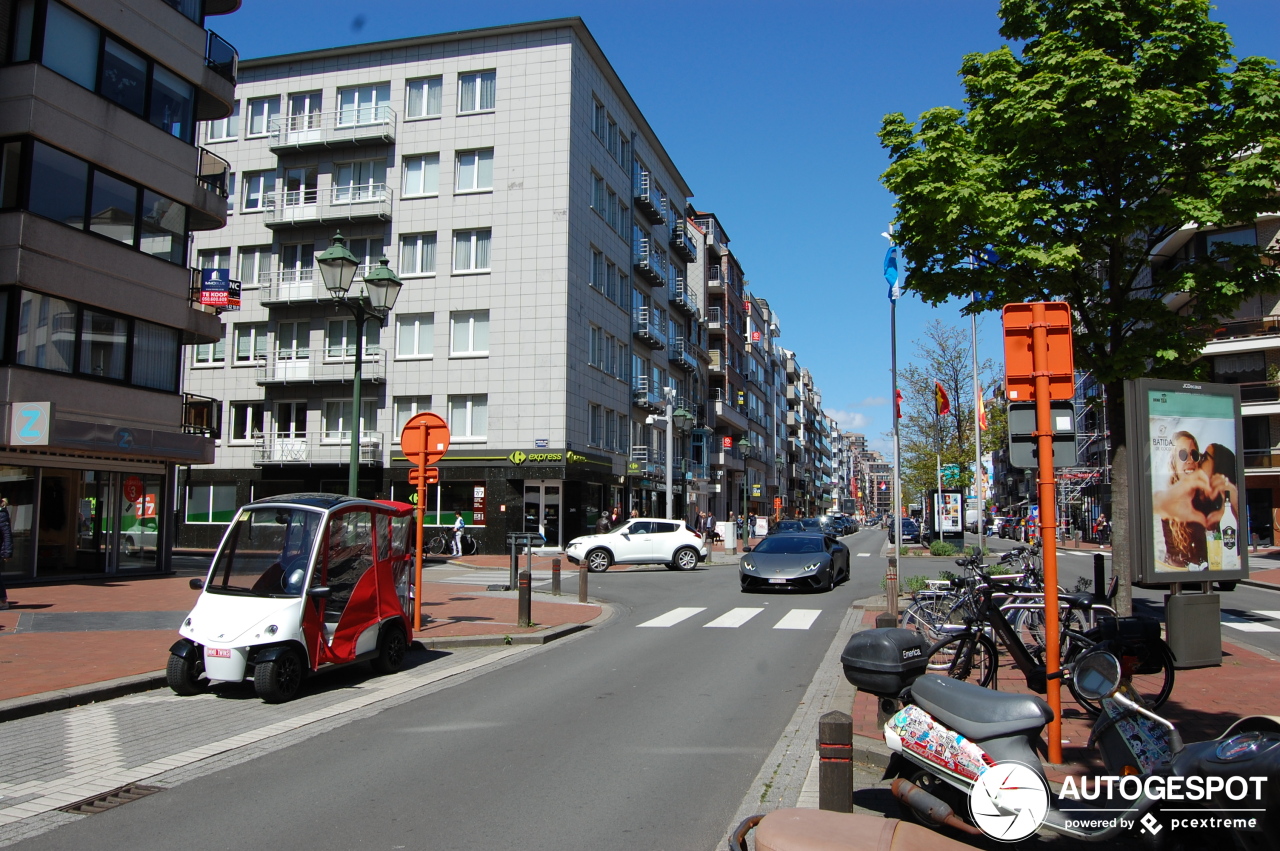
[887,704,996,782]
[206,648,232,658]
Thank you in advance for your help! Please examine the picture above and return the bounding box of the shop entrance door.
[523,481,562,550]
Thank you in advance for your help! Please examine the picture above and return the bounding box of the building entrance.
[523,481,561,549]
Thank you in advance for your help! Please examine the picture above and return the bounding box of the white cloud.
[826,409,870,430]
[859,396,890,407]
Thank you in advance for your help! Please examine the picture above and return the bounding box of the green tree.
[880,0,1280,613]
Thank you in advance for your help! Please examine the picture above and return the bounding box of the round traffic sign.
[400,412,450,465]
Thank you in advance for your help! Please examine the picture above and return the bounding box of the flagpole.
[972,292,984,555]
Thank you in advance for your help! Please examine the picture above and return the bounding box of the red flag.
[934,381,951,416]
[894,389,904,419]
[978,387,988,431]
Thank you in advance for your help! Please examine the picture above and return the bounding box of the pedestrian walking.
[595,510,612,534]
[748,512,757,539]
[704,510,718,544]
[0,497,12,610]
[610,507,620,526]
[450,510,466,556]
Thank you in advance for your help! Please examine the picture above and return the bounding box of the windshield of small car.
[751,535,824,554]
[799,518,822,530]
[205,506,323,597]
[775,521,803,533]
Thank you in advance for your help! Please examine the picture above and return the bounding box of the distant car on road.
[739,533,849,592]
[799,518,825,534]
[886,518,921,544]
[565,518,709,573]
[771,520,805,535]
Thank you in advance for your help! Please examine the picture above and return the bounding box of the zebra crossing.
[637,606,824,630]
[1221,610,1280,633]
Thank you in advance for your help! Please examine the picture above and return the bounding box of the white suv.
[565,518,709,572]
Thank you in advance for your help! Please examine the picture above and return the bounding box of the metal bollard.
[817,710,853,812]
[551,557,561,596]
[578,564,588,603]
[1093,553,1107,603]
[518,568,532,627]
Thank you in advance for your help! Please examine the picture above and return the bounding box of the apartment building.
[178,18,702,552]
[0,0,239,581]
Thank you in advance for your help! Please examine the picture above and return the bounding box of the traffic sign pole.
[1032,302,1063,766]
[414,422,426,631]
[400,412,451,633]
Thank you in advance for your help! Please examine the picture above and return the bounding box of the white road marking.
[857,553,871,558]
[774,609,822,630]
[638,607,706,628]
[1223,622,1280,633]
[704,608,764,628]
[1256,611,1280,619]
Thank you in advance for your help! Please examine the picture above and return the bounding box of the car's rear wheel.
[672,546,699,571]
[585,548,612,573]
[371,621,408,675]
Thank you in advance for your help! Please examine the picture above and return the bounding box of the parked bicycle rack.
[494,533,544,592]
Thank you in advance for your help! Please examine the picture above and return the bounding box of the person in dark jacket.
[0,497,13,610]
[595,511,612,534]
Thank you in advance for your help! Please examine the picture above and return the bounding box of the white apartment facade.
[179,18,704,552]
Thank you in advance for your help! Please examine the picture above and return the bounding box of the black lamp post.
[739,434,751,546]
[316,233,402,497]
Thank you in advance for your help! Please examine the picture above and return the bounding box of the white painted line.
[774,609,822,630]
[1255,611,1280,619]
[638,607,706,628]
[857,553,871,558]
[1223,622,1280,633]
[704,608,764,628]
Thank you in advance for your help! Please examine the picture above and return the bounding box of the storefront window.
[0,466,36,578]
[117,474,163,571]
[37,469,111,576]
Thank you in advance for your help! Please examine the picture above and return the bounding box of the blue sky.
[214,1,1280,453]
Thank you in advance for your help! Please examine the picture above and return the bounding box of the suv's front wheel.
[585,548,612,573]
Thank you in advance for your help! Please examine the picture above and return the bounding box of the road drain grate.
[58,784,163,815]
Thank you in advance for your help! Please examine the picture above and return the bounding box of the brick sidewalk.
[0,574,601,703]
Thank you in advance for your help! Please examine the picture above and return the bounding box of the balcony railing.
[631,375,663,412]
[1235,380,1280,404]
[1210,314,1280,341]
[670,337,697,372]
[633,234,668,285]
[1244,449,1280,469]
[264,185,393,227]
[706,306,723,330]
[632,306,667,350]
[254,348,386,384]
[182,393,221,438]
[205,30,238,84]
[253,432,383,465]
[699,218,726,257]
[633,169,666,225]
[669,276,699,316]
[268,107,397,149]
[708,348,724,372]
[197,147,231,198]
[669,220,697,263]
[257,269,378,304]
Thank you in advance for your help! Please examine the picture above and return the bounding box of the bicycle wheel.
[427,534,446,555]
[1015,606,1086,656]
[462,534,478,556]
[900,596,955,639]
[1068,640,1175,715]
[926,632,998,688]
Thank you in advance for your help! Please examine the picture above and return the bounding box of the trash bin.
[1165,592,1221,668]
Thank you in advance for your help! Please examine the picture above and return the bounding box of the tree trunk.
[1106,380,1132,617]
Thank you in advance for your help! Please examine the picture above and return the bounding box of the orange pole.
[413,422,427,632]
[1031,302,1063,765]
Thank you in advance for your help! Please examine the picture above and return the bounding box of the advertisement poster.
[941,492,963,533]
[1146,388,1241,575]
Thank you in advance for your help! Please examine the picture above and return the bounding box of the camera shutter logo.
[969,761,1049,841]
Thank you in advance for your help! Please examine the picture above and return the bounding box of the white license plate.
[768,578,788,584]
[206,647,232,658]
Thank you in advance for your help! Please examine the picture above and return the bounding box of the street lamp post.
[650,388,693,520]
[316,233,403,497]
[739,434,751,547]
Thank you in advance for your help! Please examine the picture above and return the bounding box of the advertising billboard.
[1126,379,1248,585]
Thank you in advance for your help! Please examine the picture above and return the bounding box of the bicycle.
[426,529,478,556]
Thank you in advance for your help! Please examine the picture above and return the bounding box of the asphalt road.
[10,529,889,851]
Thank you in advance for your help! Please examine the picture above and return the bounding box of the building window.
[456,149,493,192]
[619,136,630,170]
[185,483,238,524]
[606,118,619,158]
[337,83,390,126]
[246,96,279,137]
[588,325,603,368]
[326,318,377,360]
[394,396,432,434]
[453,229,491,272]
[198,248,230,270]
[275,321,308,360]
[333,159,385,201]
[78,309,127,380]
[450,310,489,356]
[605,261,618,304]
[406,76,443,118]
[396,313,434,358]
[234,323,267,364]
[616,272,630,310]
[458,71,496,113]
[242,171,276,210]
[589,249,604,292]
[617,202,629,237]
[230,402,263,442]
[322,399,376,441]
[14,291,74,373]
[239,246,272,288]
[607,188,619,231]
[132,320,179,391]
[400,232,437,275]
[606,408,618,452]
[207,102,239,142]
[589,404,603,446]
[593,99,605,140]
[402,154,439,197]
[592,173,605,212]
[448,394,488,439]
[194,330,225,366]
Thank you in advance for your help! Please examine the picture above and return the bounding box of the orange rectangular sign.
[1002,302,1075,401]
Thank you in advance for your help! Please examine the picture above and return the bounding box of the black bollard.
[818,710,853,812]
[1093,553,1107,603]
[551,557,561,596]
[578,564,588,603]
[518,568,532,627]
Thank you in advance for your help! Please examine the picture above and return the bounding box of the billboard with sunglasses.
[1126,378,1248,584]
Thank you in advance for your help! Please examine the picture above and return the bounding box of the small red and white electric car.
[168,494,416,703]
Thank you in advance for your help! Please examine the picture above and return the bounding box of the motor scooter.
[840,628,1280,849]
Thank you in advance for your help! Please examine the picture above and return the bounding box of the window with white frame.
[588,325,603,368]
[233,323,267,363]
[323,399,377,442]
[238,246,271,289]
[453,229,491,272]
[589,249,604,292]
[400,232,437,275]
[458,71,496,113]
[406,76,443,118]
[226,172,235,213]
[246,96,279,137]
[448,394,487,439]
[394,396,432,434]
[455,148,493,192]
[198,248,230,270]
[337,83,389,126]
[450,310,489,356]
[185,482,238,524]
[206,101,239,142]
[242,171,276,211]
[396,313,434,358]
[325,318,378,359]
[229,401,263,442]
[333,160,385,202]
[275,320,309,359]
[194,329,225,365]
[592,173,604,212]
[403,154,439,197]
[589,404,603,446]
[345,237,383,277]
[606,408,618,452]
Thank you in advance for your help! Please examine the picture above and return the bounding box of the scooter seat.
[910,675,1053,741]
[751,811,943,851]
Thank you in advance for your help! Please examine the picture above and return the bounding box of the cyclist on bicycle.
[451,511,466,557]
